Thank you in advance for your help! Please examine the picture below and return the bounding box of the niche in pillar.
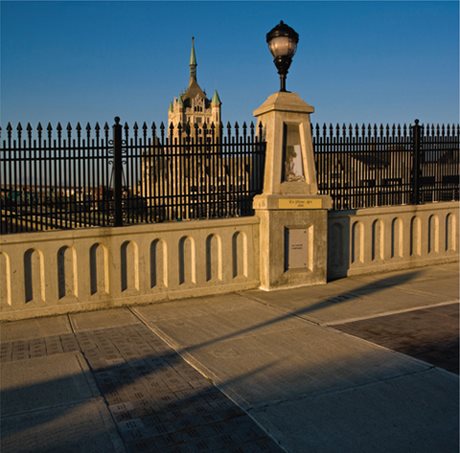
[282,123,305,183]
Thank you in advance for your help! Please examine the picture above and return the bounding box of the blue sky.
[1,1,459,127]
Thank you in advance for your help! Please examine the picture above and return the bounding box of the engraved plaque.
[279,198,322,210]
[286,228,308,270]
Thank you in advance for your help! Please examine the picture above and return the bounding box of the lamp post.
[266,21,299,92]
[254,21,331,291]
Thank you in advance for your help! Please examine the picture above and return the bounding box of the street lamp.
[266,21,299,92]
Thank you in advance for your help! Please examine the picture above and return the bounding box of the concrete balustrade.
[1,202,458,319]
[327,201,459,279]
[0,217,260,320]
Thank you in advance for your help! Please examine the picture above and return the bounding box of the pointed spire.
[212,89,221,106]
[177,96,184,108]
[189,36,197,84]
[190,36,197,66]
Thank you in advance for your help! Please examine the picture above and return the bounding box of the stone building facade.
[168,38,221,140]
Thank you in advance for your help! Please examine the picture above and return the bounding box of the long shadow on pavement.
[2,270,459,452]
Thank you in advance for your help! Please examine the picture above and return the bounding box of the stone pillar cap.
[253,91,314,117]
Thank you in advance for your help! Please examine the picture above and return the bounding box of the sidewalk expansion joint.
[323,299,459,326]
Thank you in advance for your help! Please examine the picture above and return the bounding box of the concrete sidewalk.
[1,262,459,452]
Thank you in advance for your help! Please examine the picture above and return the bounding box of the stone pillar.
[253,91,331,290]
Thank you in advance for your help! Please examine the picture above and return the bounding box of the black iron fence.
[313,120,459,210]
[0,118,266,234]
[2,116,459,234]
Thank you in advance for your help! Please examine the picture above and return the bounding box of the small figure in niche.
[284,145,305,182]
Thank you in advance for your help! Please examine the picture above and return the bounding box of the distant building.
[168,37,221,140]
[140,38,230,220]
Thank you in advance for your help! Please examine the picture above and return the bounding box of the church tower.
[168,38,222,140]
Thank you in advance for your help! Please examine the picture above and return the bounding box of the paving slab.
[135,297,309,350]
[397,277,460,299]
[352,261,459,284]
[1,352,99,416]
[1,333,80,362]
[135,293,262,322]
[249,267,426,302]
[69,307,140,331]
[0,315,72,341]
[1,400,125,453]
[245,263,459,325]
[251,368,459,453]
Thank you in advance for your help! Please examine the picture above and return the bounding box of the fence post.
[411,118,421,205]
[113,116,123,226]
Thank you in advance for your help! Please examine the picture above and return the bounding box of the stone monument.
[253,91,332,289]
